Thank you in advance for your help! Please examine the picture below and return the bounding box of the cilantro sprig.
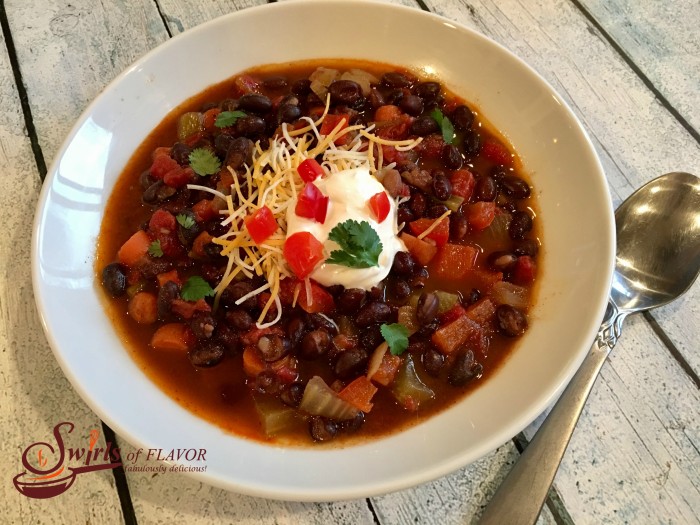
[325,220,382,269]
[431,109,455,145]
[381,323,410,356]
[148,240,163,257]
[176,213,196,229]
[180,276,215,302]
[215,110,246,128]
[188,148,221,176]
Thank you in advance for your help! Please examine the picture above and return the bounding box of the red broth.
[96,60,541,446]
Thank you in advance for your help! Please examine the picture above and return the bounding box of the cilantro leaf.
[381,323,410,355]
[430,108,455,145]
[176,213,196,229]
[189,148,221,176]
[148,240,163,258]
[180,276,215,302]
[215,110,247,128]
[326,220,382,268]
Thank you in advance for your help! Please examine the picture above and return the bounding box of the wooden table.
[1,0,698,523]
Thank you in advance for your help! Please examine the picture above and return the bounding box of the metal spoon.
[479,172,700,525]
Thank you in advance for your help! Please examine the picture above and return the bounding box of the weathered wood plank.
[578,0,700,133]
[0,29,125,525]
[156,0,266,35]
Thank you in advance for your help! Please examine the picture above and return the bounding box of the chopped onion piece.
[490,281,529,309]
[366,342,389,380]
[391,355,435,409]
[299,376,359,420]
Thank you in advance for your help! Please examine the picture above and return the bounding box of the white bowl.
[32,0,614,500]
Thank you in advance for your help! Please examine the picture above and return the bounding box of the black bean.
[101,263,127,297]
[426,203,449,218]
[157,281,180,319]
[201,102,218,112]
[390,279,411,300]
[496,304,528,337]
[488,251,518,272]
[400,95,424,116]
[300,329,331,360]
[203,242,223,259]
[237,93,272,114]
[411,115,440,136]
[262,75,288,90]
[254,370,282,395]
[382,72,412,88]
[190,313,216,340]
[416,291,439,325]
[226,309,254,331]
[391,251,416,277]
[432,172,453,201]
[514,238,539,257]
[386,88,404,106]
[448,350,483,386]
[414,81,441,100]
[328,80,362,105]
[339,411,365,433]
[307,313,338,335]
[466,289,481,305]
[215,323,241,354]
[277,103,301,123]
[368,88,386,108]
[189,341,225,368]
[235,115,266,137]
[360,324,384,351]
[278,383,303,408]
[219,98,238,112]
[176,210,200,247]
[333,347,368,379]
[142,180,176,205]
[368,285,385,301]
[410,192,427,217]
[355,301,391,327]
[452,105,475,130]
[257,335,291,362]
[225,137,254,169]
[286,316,307,347]
[140,170,155,190]
[450,213,469,241]
[422,346,445,377]
[442,144,463,170]
[221,280,257,310]
[475,175,498,201]
[500,175,531,199]
[509,211,533,240]
[214,134,235,159]
[336,288,366,315]
[309,417,338,442]
[291,78,311,96]
[397,207,415,225]
[410,267,429,289]
[139,258,173,279]
[463,131,481,158]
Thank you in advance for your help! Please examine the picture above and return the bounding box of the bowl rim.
[31,0,614,500]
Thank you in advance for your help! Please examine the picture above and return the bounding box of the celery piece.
[253,396,299,437]
[443,194,464,212]
[434,290,459,314]
[391,355,435,409]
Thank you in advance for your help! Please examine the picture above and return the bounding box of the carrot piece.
[471,269,503,292]
[409,217,450,247]
[465,298,496,326]
[202,108,221,130]
[128,292,158,324]
[242,346,266,378]
[431,243,479,280]
[117,230,151,267]
[150,323,193,352]
[192,231,214,258]
[370,353,402,387]
[399,232,437,266]
[374,104,402,122]
[338,376,378,413]
[156,269,180,287]
[432,315,479,355]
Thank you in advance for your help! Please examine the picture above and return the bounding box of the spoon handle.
[478,336,614,524]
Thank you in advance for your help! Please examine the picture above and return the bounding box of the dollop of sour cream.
[286,167,405,290]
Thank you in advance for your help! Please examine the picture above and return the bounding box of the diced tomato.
[431,243,479,280]
[298,281,335,314]
[466,201,496,231]
[512,255,536,284]
[450,169,476,200]
[432,314,480,355]
[471,269,504,292]
[368,191,391,223]
[408,217,450,247]
[242,346,266,377]
[297,158,325,182]
[338,376,378,413]
[399,232,438,266]
[149,209,176,235]
[184,132,204,147]
[416,133,445,159]
[156,269,180,287]
[278,278,299,305]
[151,323,194,352]
[234,74,260,95]
[283,232,324,279]
[202,108,221,130]
[481,140,513,166]
[319,114,350,145]
[369,353,402,387]
[376,115,413,140]
[440,304,467,325]
[192,198,219,223]
[245,206,278,245]
[295,183,329,223]
[465,298,496,326]
[163,166,194,188]
[171,298,212,319]
[241,326,284,346]
[117,230,151,267]
[380,144,415,168]
[192,231,213,258]
[149,153,179,180]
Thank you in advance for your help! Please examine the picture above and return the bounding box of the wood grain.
[0,26,124,525]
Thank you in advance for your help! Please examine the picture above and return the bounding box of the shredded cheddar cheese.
[190,96,423,328]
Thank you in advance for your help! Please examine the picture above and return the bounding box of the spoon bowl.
[480,171,700,525]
